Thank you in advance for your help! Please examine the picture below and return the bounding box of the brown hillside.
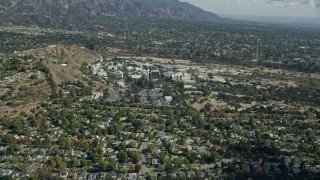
[23,45,102,86]
[0,45,104,119]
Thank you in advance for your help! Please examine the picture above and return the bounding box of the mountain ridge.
[0,0,219,28]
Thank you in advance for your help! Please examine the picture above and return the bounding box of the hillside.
[0,45,104,119]
[23,45,103,86]
[0,0,219,28]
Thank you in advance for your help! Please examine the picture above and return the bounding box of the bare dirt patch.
[189,93,228,111]
[0,103,38,119]
[0,73,51,119]
[0,87,11,96]
[191,98,228,111]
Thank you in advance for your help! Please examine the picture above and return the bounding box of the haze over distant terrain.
[181,0,320,18]
[221,14,320,27]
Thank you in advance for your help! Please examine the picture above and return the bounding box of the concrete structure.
[210,76,226,83]
[184,85,197,90]
[164,96,173,103]
[143,63,154,69]
[171,72,183,81]
[98,71,107,79]
[183,80,196,85]
[175,68,187,73]
[171,72,191,81]
[130,75,142,80]
[113,71,123,79]
[151,70,160,80]
[163,72,174,78]
[197,74,208,81]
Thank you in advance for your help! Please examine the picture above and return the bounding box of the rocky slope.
[0,0,219,27]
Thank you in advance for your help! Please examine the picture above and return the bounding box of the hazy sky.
[180,0,320,17]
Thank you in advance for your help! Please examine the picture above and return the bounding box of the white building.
[210,76,226,83]
[175,68,187,73]
[130,75,142,80]
[163,72,174,78]
[91,63,102,75]
[183,80,196,85]
[196,74,208,81]
[98,71,108,78]
[164,96,173,103]
[171,72,191,81]
[113,71,123,79]
[184,85,197,90]
[171,72,183,81]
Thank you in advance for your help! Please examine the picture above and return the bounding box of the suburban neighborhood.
[1,48,320,179]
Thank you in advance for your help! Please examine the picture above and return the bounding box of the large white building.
[113,71,124,79]
[130,75,142,80]
[164,96,173,103]
[171,72,191,81]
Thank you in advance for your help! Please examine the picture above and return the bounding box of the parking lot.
[148,88,169,107]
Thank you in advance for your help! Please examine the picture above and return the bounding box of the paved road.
[140,142,148,178]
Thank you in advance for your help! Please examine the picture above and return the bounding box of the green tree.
[99,158,117,171]
[59,137,72,149]
[1,135,13,144]
[99,159,109,171]
[117,151,128,163]
[129,151,142,163]
[135,164,141,174]
[83,86,93,96]
[147,144,155,154]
